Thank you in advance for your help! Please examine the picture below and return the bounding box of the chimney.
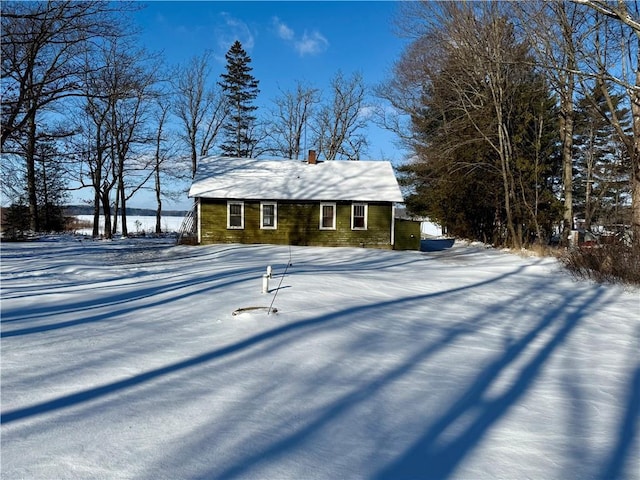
[308,149,317,165]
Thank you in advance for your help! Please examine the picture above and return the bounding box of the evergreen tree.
[34,141,68,232]
[573,83,632,230]
[4,201,30,239]
[3,141,68,235]
[390,4,562,246]
[218,41,260,157]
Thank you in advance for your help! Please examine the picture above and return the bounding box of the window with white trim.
[260,202,277,229]
[227,201,244,229]
[351,203,368,230]
[319,202,336,230]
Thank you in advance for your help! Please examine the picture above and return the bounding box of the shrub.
[65,216,92,232]
[2,203,31,240]
[560,243,640,285]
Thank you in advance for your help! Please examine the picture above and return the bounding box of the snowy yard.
[1,237,638,480]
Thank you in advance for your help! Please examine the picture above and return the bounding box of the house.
[187,151,420,249]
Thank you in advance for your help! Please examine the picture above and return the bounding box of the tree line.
[1,2,369,238]
[2,1,639,250]
[379,1,638,249]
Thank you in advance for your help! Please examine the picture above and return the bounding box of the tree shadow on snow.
[0,263,530,424]
[0,264,263,337]
[373,287,607,480]
[4,244,632,480]
[135,270,613,480]
[597,331,640,480]
[199,285,610,480]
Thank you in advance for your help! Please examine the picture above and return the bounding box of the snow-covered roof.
[189,156,404,202]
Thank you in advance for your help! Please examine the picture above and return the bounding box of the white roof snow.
[189,156,404,202]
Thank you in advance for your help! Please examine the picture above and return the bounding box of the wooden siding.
[393,218,421,250]
[199,199,394,248]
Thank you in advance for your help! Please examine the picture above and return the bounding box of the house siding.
[199,199,394,248]
[393,218,421,250]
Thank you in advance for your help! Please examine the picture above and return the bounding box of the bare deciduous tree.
[173,52,228,177]
[107,41,160,237]
[74,36,158,238]
[268,81,320,159]
[151,100,171,233]
[314,71,368,161]
[76,78,116,237]
[1,1,129,230]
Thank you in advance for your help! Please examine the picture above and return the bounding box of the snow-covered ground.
[1,237,638,480]
[71,215,185,236]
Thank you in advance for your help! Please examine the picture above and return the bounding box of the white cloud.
[272,17,294,40]
[295,30,329,56]
[216,12,255,56]
[272,17,328,57]
[358,105,376,120]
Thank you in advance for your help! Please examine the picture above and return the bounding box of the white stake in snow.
[266,265,272,278]
[262,274,269,294]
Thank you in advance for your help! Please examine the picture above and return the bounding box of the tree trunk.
[91,123,104,238]
[155,164,162,234]
[120,180,128,237]
[101,192,112,239]
[93,191,100,238]
[560,94,575,243]
[584,127,594,231]
[26,110,38,232]
[154,105,166,234]
[497,106,520,248]
[191,142,197,179]
[631,64,640,251]
[112,187,119,235]
[631,155,640,250]
[41,155,49,231]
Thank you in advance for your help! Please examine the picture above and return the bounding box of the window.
[320,202,336,230]
[352,203,368,230]
[227,201,244,229]
[260,202,277,229]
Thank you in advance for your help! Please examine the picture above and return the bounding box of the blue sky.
[136,1,408,151]
[136,2,405,92]
[129,2,409,209]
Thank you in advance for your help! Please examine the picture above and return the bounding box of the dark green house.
[188,152,419,250]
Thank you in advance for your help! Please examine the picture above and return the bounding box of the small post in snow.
[266,265,272,278]
[262,274,269,294]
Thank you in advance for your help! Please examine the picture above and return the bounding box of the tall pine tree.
[573,82,632,230]
[218,41,260,157]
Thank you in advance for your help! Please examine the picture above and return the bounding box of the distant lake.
[72,215,185,235]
